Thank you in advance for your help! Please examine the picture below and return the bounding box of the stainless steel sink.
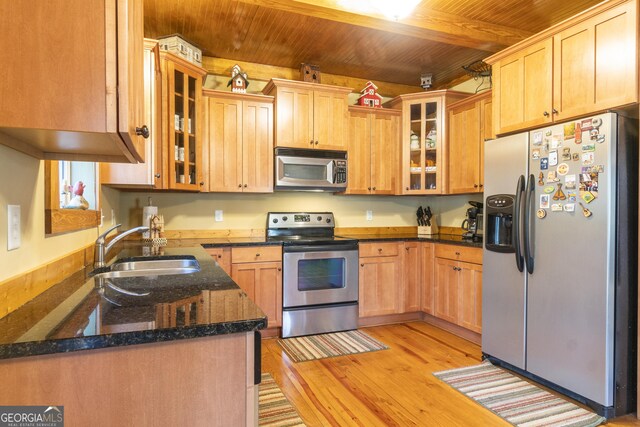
[92,257,201,279]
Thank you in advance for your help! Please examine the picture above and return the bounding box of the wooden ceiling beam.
[234,0,533,52]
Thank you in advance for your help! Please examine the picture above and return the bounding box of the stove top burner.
[267,235,357,246]
[266,212,357,246]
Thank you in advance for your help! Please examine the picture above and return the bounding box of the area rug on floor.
[259,373,306,426]
[433,362,605,427]
[277,330,389,362]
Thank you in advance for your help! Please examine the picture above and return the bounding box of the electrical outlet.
[215,210,224,222]
[7,205,20,251]
[366,210,373,221]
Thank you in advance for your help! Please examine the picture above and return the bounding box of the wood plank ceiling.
[144,0,604,90]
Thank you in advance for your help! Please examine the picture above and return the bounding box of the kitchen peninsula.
[0,245,265,426]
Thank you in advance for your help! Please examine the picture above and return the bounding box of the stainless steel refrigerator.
[482,112,637,418]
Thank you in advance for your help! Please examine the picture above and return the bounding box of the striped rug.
[433,362,605,427]
[277,330,389,362]
[259,373,305,426]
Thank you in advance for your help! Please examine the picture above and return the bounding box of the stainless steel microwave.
[274,148,347,192]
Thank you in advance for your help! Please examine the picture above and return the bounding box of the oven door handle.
[283,244,359,253]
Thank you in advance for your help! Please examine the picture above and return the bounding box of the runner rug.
[259,373,305,426]
[433,362,605,427]
[277,330,389,362]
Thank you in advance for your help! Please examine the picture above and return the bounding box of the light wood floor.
[262,322,640,426]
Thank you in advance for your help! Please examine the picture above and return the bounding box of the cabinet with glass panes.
[160,51,207,191]
[389,90,468,195]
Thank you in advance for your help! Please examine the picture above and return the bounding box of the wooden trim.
[159,51,207,77]
[347,105,401,116]
[263,78,354,95]
[358,312,423,328]
[446,90,492,110]
[485,0,631,64]
[164,227,466,239]
[202,88,274,103]
[0,131,45,159]
[163,229,267,239]
[0,243,94,319]
[421,313,481,345]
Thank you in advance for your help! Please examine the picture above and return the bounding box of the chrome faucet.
[94,224,149,268]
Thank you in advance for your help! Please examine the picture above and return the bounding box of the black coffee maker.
[461,201,484,239]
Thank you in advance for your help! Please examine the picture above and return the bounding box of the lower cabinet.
[403,242,422,313]
[433,245,483,333]
[421,243,435,315]
[204,247,231,276]
[359,242,403,317]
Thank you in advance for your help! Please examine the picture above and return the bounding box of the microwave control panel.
[334,160,347,184]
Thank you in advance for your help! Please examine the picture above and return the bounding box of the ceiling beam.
[235,0,533,52]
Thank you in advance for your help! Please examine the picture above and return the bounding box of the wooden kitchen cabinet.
[0,0,146,163]
[204,90,274,193]
[205,247,232,276]
[346,106,401,195]
[421,243,435,315]
[433,244,483,333]
[231,246,283,328]
[487,0,637,136]
[102,39,165,188]
[160,52,207,191]
[402,242,421,313]
[263,78,352,150]
[447,91,492,194]
[358,242,403,317]
[389,90,468,195]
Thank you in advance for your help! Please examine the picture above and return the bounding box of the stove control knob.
[326,218,331,223]
[282,216,288,222]
[317,216,322,221]
[272,218,278,223]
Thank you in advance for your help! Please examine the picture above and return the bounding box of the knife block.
[418,223,438,236]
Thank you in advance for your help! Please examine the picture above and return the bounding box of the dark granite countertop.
[0,246,266,360]
[336,233,483,248]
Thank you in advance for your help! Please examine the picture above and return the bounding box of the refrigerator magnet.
[563,203,575,212]
[538,172,545,186]
[546,171,559,183]
[591,117,603,129]
[551,203,563,212]
[551,135,562,149]
[540,194,550,209]
[581,152,595,165]
[537,209,547,219]
[544,185,555,194]
[582,165,604,174]
[581,118,593,131]
[572,153,580,161]
[579,202,593,217]
[549,150,558,166]
[580,191,596,204]
[575,122,582,144]
[532,149,541,160]
[540,158,549,170]
[567,191,577,202]
[589,129,599,141]
[579,172,598,197]
[565,174,576,189]
[552,183,567,201]
[596,135,605,144]
[563,122,575,140]
[582,144,596,152]
[561,147,571,161]
[556,163,569,175]
[532,131,543,146]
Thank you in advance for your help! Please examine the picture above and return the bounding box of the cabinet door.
[242,101,273,192]
[402,242,421,313]
[207,97,243,192]
[371,112,399,195]
[205,247,232,276]
[346,111,372,194]
[553,1,637,121]
[313,90,348,150]
[359,255,402,317]
[434,257,459,324]
[457,261,483,333]
[274,86,314,148]
[479,96,492,189]
[493,39,552,136]
[448,102,481,194]
[421,243,435,315]
[231,262,283,328]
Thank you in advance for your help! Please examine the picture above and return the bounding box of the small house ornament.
[300,63,321,83]
[357,81,383,108]
[227,64,249,93]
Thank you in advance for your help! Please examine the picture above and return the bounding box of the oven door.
[282,244,358,308]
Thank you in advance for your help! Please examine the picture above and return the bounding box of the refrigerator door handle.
[523,174,535,274]
[514,175,525,272]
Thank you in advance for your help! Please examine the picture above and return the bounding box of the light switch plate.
[7,205,20,251]
[366,210,373,221]
[215,210,223,222]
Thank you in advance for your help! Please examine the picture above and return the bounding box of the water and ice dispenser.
[485,194,515,253]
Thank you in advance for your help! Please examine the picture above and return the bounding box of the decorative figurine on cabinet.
[357,81,383,108]
[227,64,249,93]
[64,181,89,210]
[300,63,321,83]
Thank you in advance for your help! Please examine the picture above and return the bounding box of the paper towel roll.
[142,205,158,239]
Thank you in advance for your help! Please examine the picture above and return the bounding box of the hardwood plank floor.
[262,322,640,426]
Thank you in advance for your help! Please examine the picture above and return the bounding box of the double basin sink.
[92,256,201,280]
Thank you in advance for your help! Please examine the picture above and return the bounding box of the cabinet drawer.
[231,246,282,263]
[359,242,401,258]
[435,244,482,264]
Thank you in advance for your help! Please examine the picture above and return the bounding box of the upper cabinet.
[0,0,147,163]
[389,90,468,195]
[263,79,352,151]
[487,0,637,136]
[161,52,207,191]
[204,90,274,193]
[346,107,401,195]
[447,91,492,194]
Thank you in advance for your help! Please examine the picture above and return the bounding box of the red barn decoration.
[357,81,383,108]
[227,64,249,93]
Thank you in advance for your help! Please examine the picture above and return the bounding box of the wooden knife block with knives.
[417,206,438,235]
